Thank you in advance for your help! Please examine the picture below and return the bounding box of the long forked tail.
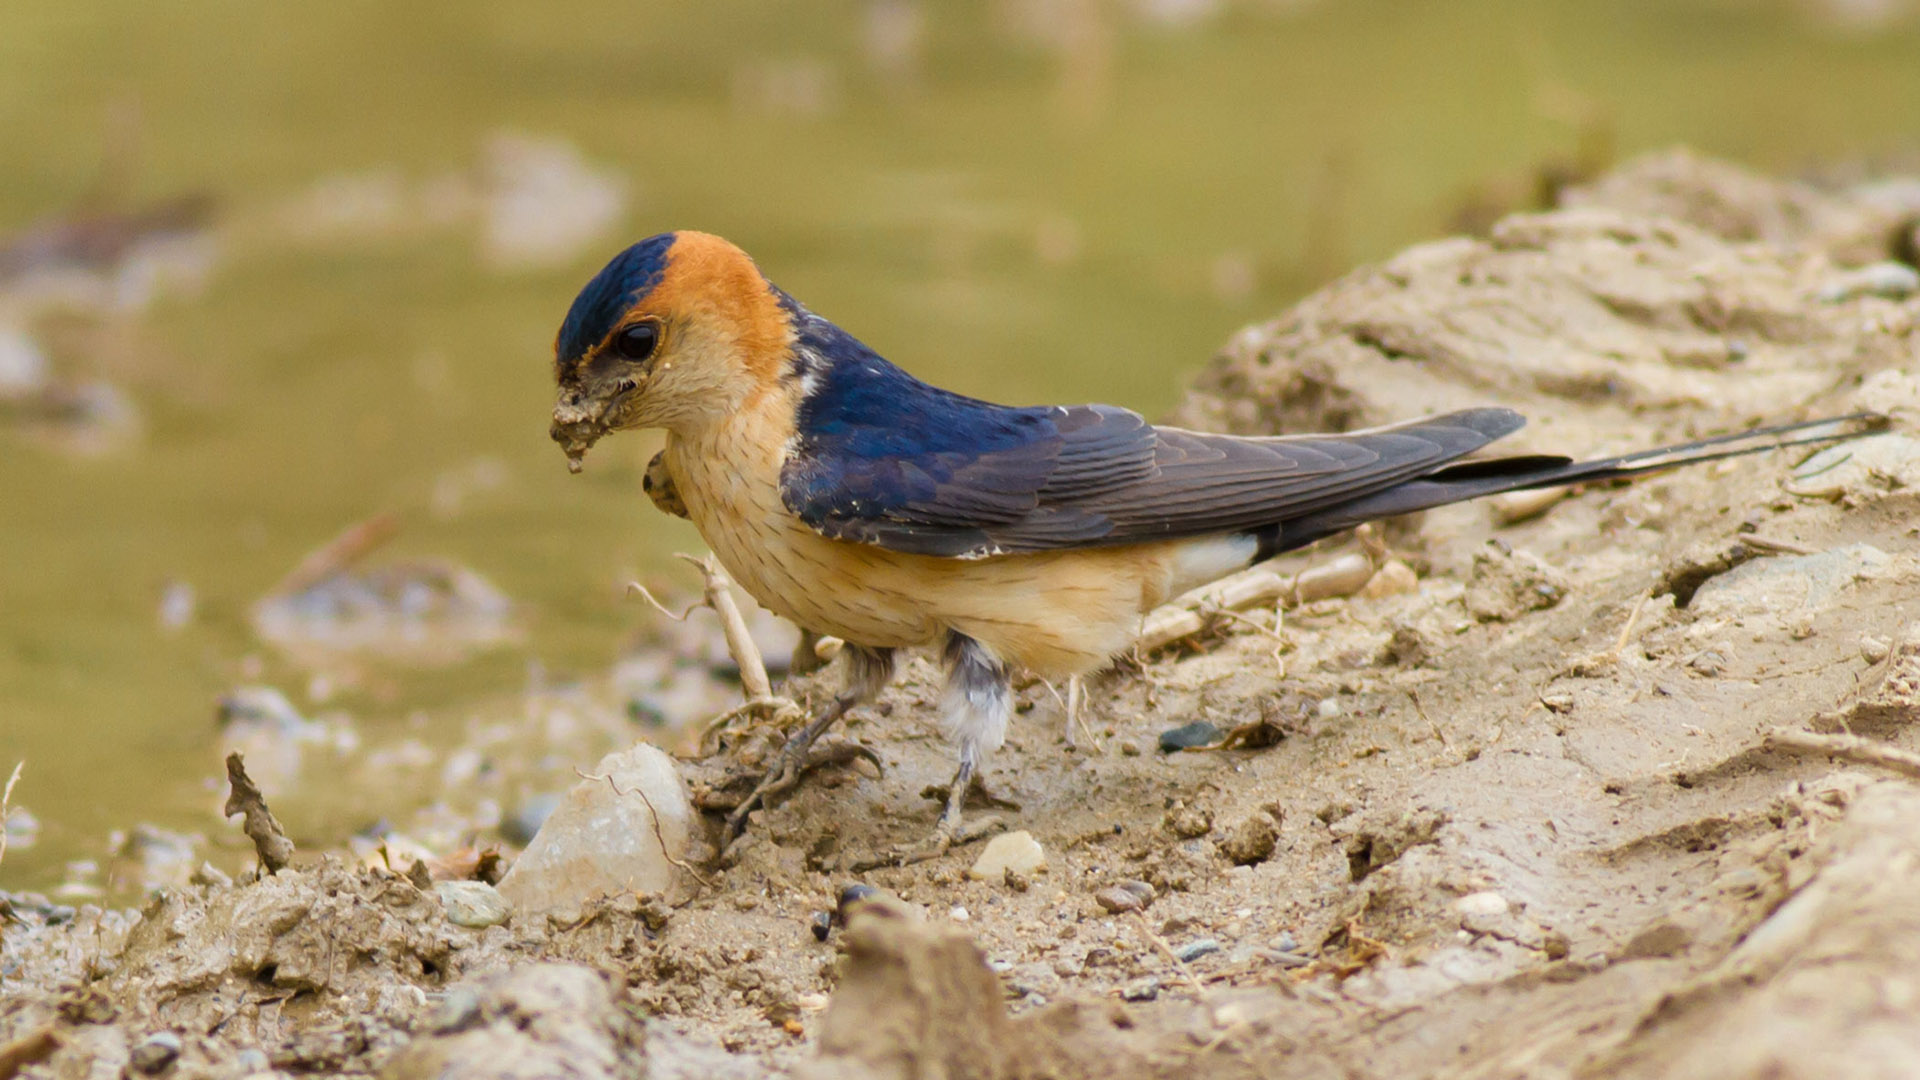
[1260,412,1889,559]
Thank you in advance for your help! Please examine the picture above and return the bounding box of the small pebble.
[1162,803,1212,839]
[1862,635,1892,664]
[1118,740,1141,757]
[435,881,512,929]
[1817,261,1920,302]
[1360,559,1419,598]
[46,905,76,925]
[949,905,970,922]
[1175,938,1222,963]
[429,987,483,1034]
[1158,721,1222,753]
[837,883,878,922]
[1121,977,1161,1001]
[1216,814,1278,865]
[1316,698,1342,721]
[1453,891,1510,918]
[1095,886,1144,915]
[1271,931,1298,952]
[129,1031,183,1075]
[189,861,233,888]
[968,830,1046,882]
[810,912,833,942]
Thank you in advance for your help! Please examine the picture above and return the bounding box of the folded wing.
[778,359,1526,558]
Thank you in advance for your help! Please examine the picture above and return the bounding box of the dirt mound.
[6,149,1920,1079]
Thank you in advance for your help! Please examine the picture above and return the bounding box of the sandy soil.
[6,148,1920,1080]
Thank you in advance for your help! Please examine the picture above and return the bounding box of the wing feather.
[774,309,1522,557]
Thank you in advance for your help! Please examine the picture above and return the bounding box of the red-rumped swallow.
[550,231,1880,861]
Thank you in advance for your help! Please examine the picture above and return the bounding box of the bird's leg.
[850,633,1011,870]
[725,644,894,839]
[933,632,1011,839]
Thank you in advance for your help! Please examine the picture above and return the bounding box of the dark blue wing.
[775,309,1524,558]
[777,318,1156,555]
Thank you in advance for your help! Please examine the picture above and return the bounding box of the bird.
[550,230,1880,863]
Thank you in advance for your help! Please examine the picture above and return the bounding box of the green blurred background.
[2,0,1917,884]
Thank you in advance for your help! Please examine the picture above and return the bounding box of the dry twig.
[1130,912,1212,1004]
[224,752,293,873]
[267,514,398,597]
[1738,534,1818,556]
[629,555,803,747]
[1136,550,1380,654]
[1763,727,1920,780]
[678,554,773,701]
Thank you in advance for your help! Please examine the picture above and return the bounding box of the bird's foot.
[696,735,880,814]
[918,775,1020,813]
[723,694,858,839]
[845,815,1004,872]
[843,757,1003,870]
[699,695,803,752]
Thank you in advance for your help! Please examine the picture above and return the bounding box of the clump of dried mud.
[7,148,1920,1079]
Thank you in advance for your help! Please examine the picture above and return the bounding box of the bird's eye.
[615,322,659,362]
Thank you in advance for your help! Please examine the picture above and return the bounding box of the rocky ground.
[6,148,1920,1079]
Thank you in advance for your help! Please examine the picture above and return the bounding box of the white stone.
[967,830,1046,881]
[497,743,695,911]
[1453,891,1510,918]
[436,880,512,928]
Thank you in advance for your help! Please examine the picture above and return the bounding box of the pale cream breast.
[662,395,1190,679]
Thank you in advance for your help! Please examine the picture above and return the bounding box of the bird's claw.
[724,748,803,839]
[844,815,1004,872]
[721,702,867,839]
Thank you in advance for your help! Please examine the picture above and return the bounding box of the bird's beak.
[550,392,607,474]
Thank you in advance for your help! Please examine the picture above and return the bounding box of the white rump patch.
[1166,534,1259,597]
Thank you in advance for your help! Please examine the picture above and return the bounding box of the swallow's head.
[550,231,791,471]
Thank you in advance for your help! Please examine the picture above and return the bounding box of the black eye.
[614,322,659,362]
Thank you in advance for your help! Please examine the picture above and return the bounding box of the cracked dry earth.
[7,148,1920,1079]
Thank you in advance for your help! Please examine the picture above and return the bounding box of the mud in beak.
[550,398,607,474]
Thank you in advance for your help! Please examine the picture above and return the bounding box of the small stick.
[1067,675,1100,750]
[1739,534,1818,556]
[1763,728,1920,780]
[224,752,293,873]
[629,556,800,743]
[678,554,773,702]
[1613,590,1650,653]
[1490,486,1568,525]
[1044,677,1102,751]
[0,761,21,870]
[1409,690,1448,749]
[267,514,398,597]
[1135,551,1376,653]
[1130,913,1212,1004]
[625,580,700,622]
